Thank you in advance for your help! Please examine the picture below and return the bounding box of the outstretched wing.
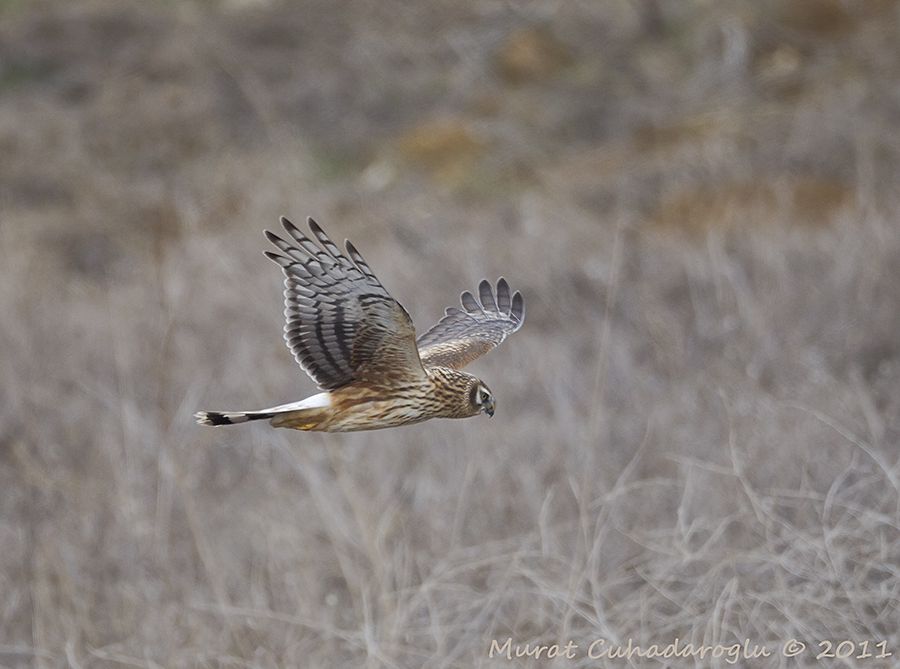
[416,278,525,370]
[265,217,426,391]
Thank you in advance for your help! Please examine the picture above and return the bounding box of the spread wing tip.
[459,278,524,322]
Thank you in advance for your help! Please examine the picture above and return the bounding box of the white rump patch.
[265,392,331,413]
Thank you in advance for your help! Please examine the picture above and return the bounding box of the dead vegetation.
[1,0,898,666]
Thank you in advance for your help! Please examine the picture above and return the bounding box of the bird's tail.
[194,393,332,428]
[194,410,274,426]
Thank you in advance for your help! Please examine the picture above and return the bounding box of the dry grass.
[1,1,899,667]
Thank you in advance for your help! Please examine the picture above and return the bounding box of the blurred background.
[2,0,899,666]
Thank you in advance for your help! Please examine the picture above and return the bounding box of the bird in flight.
[195,217,525,432]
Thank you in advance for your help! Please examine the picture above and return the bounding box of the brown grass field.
[1,1,899,667]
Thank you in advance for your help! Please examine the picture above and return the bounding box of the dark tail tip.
[195,411,234,426]
[195,411,275,426]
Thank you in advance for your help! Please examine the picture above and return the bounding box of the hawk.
[195,217,525,432]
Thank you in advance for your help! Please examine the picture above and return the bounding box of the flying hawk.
[195,217,525,432]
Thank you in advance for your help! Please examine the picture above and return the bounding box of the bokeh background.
[2,0,899,666]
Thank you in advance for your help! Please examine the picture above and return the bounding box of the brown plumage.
[195,217,525,432]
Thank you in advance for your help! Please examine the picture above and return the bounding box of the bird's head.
[469,381,495,418]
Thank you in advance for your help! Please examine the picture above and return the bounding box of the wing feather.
[460,291,479,312]
[266,217,425,390]
[345,239,380,285]
[478,279,497,310]
[417,278,525,370]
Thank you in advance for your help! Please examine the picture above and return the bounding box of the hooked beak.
[484,400,495,418]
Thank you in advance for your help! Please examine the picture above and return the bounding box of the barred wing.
[265,217,426,390]
[417,278,525,370]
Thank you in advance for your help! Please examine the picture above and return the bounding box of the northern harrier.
[195,217,525,432]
